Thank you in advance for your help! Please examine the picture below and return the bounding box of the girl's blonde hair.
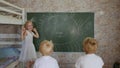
[24,20,33,29]
[39,40,54,55]
[83,37,98,53]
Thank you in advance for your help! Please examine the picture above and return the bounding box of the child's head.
[24,21,33,31]
[39,40,54,56]
[83,37,98,54]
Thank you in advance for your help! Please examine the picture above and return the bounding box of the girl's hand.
[22,26,26,32]
[22,28,26,32]
[33,28,37,32]
[21,26,27,40]
[22,27,27,35]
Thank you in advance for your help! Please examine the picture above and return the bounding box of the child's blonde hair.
[39,40,54,55]
[83,37,98,53]
[24,20,33,29]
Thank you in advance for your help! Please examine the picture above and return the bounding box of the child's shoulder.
[77,54,86,61]
[35,57,42,62]
[49,56,58,61]
[38,56,58,63]
[93,54,102,59]
[90,54,103,62]
[38,56,57,61]
[78,54,102,59]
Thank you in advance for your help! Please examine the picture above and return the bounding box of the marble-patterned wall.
[6,0,120,68]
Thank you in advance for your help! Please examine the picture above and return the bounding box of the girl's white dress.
[19,30,37,62]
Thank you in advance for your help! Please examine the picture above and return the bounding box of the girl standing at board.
[19,21,39,68]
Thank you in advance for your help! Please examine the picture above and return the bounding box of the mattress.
[0,57,18,68]
[0,47,20,68]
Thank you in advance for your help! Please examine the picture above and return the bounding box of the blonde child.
[75,37,104,68]
[33,40,59,68]
[18,21,39,68]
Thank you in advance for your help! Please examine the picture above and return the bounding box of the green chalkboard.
[27,12,94,52]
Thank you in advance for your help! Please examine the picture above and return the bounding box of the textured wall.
[0,24,21,34]
[6,0,120,68]
[0,24,21,47]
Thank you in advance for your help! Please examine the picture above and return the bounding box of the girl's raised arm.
[21,27,27,40]
[33,28,39,38]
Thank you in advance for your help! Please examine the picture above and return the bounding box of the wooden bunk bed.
[0,0,25,45]
[0,0,25,68]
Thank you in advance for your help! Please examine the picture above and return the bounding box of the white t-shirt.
[75,54,104,68]
[33,56,59,68]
